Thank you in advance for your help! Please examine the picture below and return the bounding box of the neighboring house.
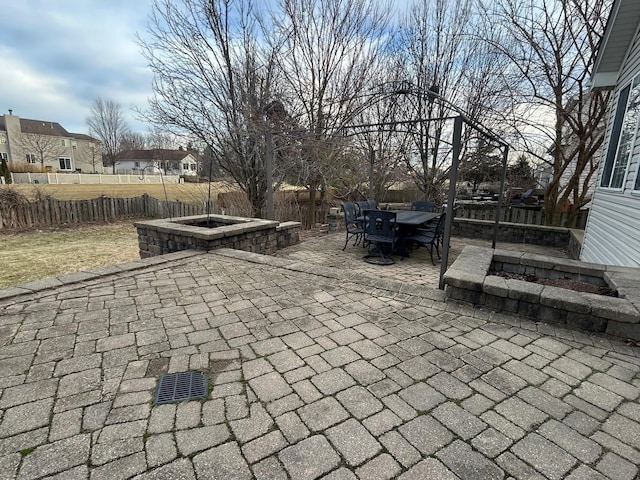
[116,149,199,176]
[583,0,640,266]
[0,111,102,173]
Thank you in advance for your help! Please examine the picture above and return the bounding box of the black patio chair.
[404,212,446,265]
[411,200,436,212]
[362,210,398,265]
[341,202,365,250]
[356,200,369,216]
[365,199,377,210]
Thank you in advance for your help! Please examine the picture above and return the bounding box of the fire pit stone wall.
[135,214,300,258]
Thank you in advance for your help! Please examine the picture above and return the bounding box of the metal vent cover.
[154,370,208,405]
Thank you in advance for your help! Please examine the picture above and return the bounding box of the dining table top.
[391,210,440,226]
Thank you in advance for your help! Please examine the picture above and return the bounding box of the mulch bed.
[490,270,618,297]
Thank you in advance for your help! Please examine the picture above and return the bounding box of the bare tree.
[138,0,287,216]
[146,128,178,150]
[83,133,102,173]
[269,0,392,224]
[120,132,148,151]
[391,0,476,202]
[382,0,515,205]
[19,132,66,170]
[486,0,611,226]
[86,98,130,174]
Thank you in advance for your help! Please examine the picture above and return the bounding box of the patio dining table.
[359,210,440,258]
[392,210,440,227]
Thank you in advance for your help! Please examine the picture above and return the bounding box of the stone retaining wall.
[135,214,300,258]
[443,245,640,340]
[454,218,570,247]
[328,214,572,250]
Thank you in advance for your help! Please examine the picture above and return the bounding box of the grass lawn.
[6,181,234,202]
[0,221,141,288]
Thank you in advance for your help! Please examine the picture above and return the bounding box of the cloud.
[0,0,154,133]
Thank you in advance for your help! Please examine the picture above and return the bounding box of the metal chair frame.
[341,202,365,250]
[362,210,398,265]
[404,212,446,265]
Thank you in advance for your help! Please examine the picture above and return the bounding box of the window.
[0,136,6,144]
[190,164,196,171]
[59,157,72,170]
[26,153,37,163]
[601,73,640,189]
[134,161,140,168]
[61,139,68,147]
[183,163,189,170]
[0,153,7,160]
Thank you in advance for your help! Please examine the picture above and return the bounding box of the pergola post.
[439,115,463,290]
[265,131,275,220]
[492,145,510,249]
[369,149,375,200]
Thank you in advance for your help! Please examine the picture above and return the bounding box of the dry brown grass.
[6,181,235,202]
[0,221,141,287]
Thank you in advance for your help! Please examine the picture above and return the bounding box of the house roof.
[592,0,640,88]
[19,118,70,136]
[70,132,100,143]
[0,115,100,142]
[116,149,198,161]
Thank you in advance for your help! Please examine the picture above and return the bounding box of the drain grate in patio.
[154,371,208,405]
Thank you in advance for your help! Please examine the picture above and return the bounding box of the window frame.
[26,153,37,164]
[633,161,640,193]
[58,157,72,170]
[600,73,640,190]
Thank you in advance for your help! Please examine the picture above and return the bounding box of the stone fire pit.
[135,214,300,258]
[443,246,640,340]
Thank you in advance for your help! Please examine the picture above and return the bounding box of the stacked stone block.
[135,214,301,258]
[444,246,640,340]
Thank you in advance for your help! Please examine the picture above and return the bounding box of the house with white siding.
[115,149,199,177]
[582,0,640,267]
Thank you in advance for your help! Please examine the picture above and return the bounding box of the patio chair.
[341,202,365,250]
[356,200,369,216]
[411,200,436,212]
[404,212,446,265]
[365,199,377,210]
[362,210,398,265]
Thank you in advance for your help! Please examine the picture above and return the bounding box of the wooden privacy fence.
[456,204,588,229]
[0,194,207,231]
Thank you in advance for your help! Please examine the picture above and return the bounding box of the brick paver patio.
[0,232,638,479]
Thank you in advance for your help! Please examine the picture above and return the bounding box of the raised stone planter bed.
[135,214,300,258]
[443,245,640,340]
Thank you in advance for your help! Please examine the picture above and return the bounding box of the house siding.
[0,114,102,173]
[582,24,640,266]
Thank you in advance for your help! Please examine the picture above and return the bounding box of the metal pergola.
[341,84,510,289]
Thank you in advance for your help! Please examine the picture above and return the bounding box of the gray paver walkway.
[0,234,639,479]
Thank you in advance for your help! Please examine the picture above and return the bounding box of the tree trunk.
[308,184,317,228]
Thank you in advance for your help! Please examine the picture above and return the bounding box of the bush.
[0,159,11,184]
[180,174,201,183]
[8,161,46,173]
[0,186,30,207]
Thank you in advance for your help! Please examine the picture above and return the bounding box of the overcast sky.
[0,0,155,134]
